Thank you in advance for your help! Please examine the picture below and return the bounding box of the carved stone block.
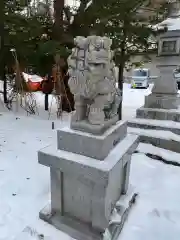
[57,120,127,160]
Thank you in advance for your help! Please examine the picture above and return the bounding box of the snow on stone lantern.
[136,0,180,120]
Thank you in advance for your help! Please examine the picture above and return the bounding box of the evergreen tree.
[2,0,168,114]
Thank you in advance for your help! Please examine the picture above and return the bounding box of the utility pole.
[0,0,7,103]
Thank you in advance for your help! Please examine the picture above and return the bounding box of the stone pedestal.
[38,121,138,240]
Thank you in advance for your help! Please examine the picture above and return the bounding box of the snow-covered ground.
[0,81,152,121]
[1,83,180,240]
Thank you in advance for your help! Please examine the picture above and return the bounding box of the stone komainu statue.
[68,36,121,125]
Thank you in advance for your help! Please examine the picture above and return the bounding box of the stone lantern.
[136,0,180,120]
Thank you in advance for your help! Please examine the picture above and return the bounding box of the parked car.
[130,68,150,89]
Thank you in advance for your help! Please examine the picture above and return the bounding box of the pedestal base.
[128,118,180,135]
[128,126,180,153]
[39,186,138,240]
[144,93,180,109]
[136,107,180,122]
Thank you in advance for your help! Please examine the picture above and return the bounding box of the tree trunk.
[117,62,125,120]
[118,43,126,120]
[3,68,7,104]
[53,0,65,40]
[0,0,7,103]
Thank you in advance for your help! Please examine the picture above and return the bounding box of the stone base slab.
[136,107,180,122]
[57,120,127,160]
[70,115,118,135]
[144,93,180,109]
[128,118,180,135]
[39,186,138,240]
[128,127,180,153]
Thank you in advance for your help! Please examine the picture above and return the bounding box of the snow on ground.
[120,153,180,240]
[137,142,180,165]
[0,114,70,240]
[0,80,71,121]
[0,83,180,240]
[122,83,152,120]
[0,80,152,121]
[157,17,180,31]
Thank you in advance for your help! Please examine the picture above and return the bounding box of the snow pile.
[156,17,180,31]
[22,73,43,83]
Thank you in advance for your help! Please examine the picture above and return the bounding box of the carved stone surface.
[152,64,178,95]
[145,62,179,110]
[57,121,127,160]
[68,36,121,133]
[39,186,137,240]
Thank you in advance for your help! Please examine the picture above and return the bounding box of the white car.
[130,68,150,89]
